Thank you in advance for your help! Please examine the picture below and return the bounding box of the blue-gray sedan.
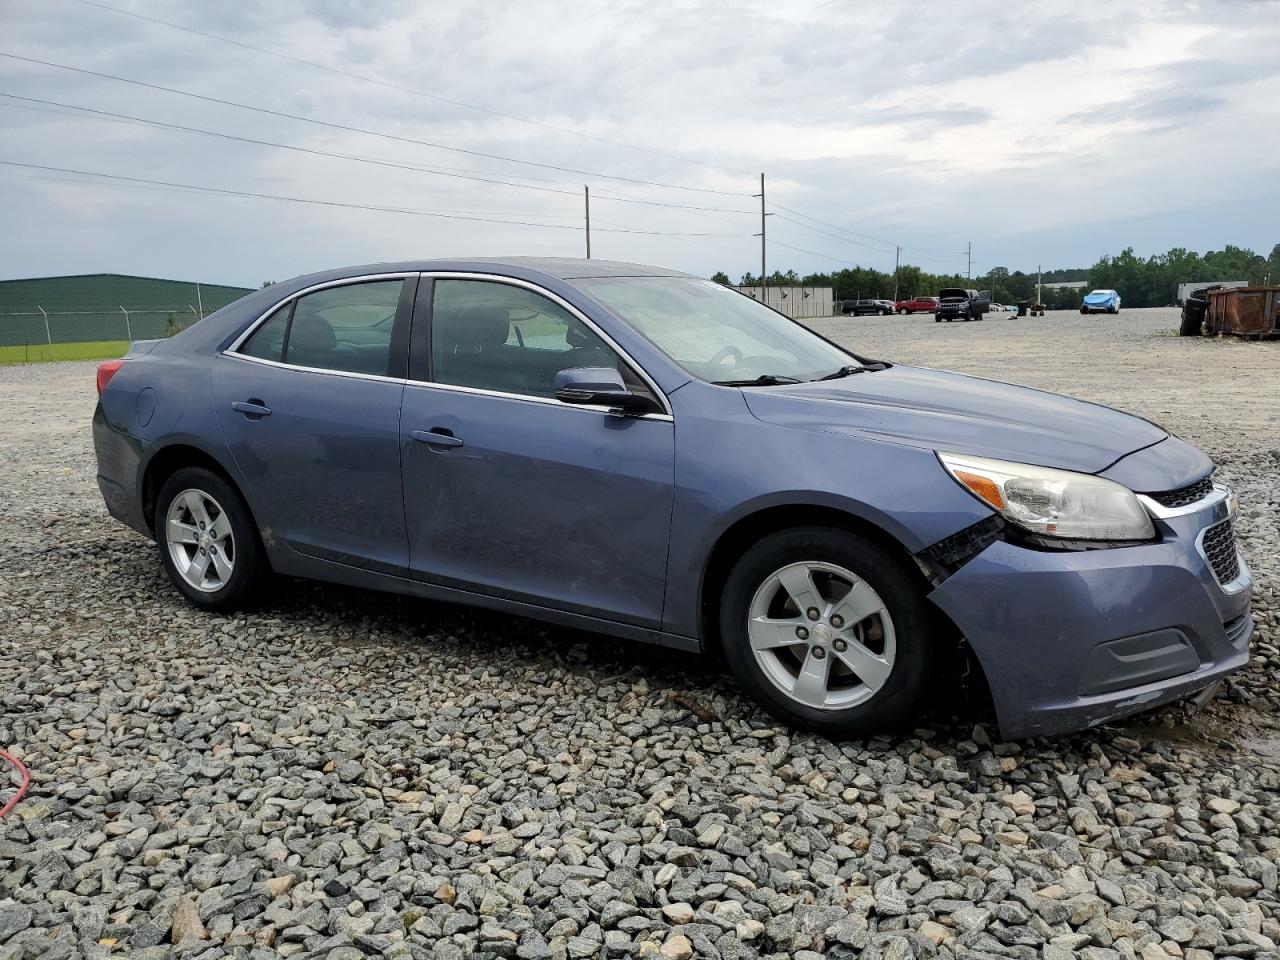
[92,258,1253,738]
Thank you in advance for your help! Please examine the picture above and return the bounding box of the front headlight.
[938,452,1155,541]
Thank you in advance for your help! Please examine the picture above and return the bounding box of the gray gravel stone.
[2,313,1279,958]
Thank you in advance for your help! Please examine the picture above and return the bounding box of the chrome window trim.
[216,350,408,386]
[1137,483,1231,520]
[224,271,417,355]
[219,270,674,422]
[401,376,672,421]
[420,271,672,418]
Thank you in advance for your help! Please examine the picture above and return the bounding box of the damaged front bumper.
[925,487,1253,739]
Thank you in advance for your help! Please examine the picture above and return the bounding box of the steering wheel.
[708,345,743,369]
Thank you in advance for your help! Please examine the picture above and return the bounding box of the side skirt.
[273,548,702,654]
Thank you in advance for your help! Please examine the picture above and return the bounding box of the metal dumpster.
[1206,286,1280,338]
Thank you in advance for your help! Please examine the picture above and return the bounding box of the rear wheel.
[719,527,940,736]
[155,467,263,612]
[898,308,908,315]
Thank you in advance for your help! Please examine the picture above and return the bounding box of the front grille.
[1202,519,1240,584]
[1146,476,1214,509]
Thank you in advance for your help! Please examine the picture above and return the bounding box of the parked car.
[842,299,893,316]
[893,296,938,315]
[93,258,1252,739]
[935,288,992,322]
[1081,289,1121,314]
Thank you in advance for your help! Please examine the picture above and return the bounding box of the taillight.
[96,360,124,396]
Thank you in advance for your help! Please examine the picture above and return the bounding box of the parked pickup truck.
[893,296,938,315]
[935,288,992,322]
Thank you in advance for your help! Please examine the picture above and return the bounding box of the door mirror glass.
[554,367,657,413]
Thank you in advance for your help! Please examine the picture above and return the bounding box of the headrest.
[289,312,337,353]
[451,303,511,349]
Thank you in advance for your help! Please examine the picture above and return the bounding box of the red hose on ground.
[0,749,30,818]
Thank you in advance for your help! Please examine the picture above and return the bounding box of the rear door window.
[240,304,290,362]
[240,280,405,376]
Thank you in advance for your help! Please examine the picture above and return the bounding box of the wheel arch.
[141,442,248,537]
[696,502,938,659]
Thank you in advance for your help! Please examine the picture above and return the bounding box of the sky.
[1,0,1278,287]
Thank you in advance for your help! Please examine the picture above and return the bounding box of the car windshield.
[575,277,855,383]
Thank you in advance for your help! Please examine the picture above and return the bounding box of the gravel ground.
[2,307,1278,960]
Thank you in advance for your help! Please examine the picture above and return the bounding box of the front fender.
[661,382,992,639]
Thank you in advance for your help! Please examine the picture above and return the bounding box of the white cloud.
[0,0,1276,284]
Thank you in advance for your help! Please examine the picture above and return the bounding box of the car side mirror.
[553,367,658,414]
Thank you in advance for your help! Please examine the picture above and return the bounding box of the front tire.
[155,467,263,612]
[719,527,940,736]
[898,308,908,315]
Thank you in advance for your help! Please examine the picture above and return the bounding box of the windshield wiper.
[817,361,888,380]
[712,374,804,386]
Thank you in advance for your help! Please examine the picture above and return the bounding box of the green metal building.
[0,273,254,347]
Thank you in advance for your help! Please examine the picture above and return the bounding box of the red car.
[894,296,938,315]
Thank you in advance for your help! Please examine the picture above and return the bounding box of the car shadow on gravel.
[30,528,1270,762]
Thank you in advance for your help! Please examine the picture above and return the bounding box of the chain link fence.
[0,305,206,350]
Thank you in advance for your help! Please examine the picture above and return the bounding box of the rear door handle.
[231,400,272,418]
[411,428,463,449]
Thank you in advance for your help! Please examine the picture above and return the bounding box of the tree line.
[711,243,1280,310]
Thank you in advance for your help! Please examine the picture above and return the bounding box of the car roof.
[284,257,694,287]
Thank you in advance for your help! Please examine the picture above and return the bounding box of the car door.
[399,275,675,627]
[213,275,416,573]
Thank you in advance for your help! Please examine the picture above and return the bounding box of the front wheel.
[155,466,264,612]
[719,527,940,736]
[898,308,908,315]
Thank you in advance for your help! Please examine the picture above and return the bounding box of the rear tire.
[719,527,941,736]
[155,466,263,612]
[898,308,908,315]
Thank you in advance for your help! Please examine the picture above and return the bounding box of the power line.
[0,93,757,216]
[0,52,752,197]
[765,238,868,267]
[0,160,755,237]
[63,0,754,178]
[769,200,969,258]
[770,213,898,256]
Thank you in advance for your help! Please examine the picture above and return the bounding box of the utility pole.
[967,241,972,280]
[1037,264,1042,308]
[584,185,591,259]
[893,246,902,302]
[753,173,772,306]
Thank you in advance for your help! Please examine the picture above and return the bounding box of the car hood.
[743,364,1168,475]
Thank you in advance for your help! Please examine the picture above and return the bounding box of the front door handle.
[411,428,463,449]
[231,399,272,418]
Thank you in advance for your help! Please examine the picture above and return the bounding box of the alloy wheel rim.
[747,560,896,710]
[165,488,235,593]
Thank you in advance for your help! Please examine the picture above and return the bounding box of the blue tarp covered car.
[1081,289,1121,314]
